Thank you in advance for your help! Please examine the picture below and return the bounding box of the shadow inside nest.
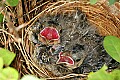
[28,10,119,76]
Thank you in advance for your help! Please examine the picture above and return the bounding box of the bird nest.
[0,0,120,80]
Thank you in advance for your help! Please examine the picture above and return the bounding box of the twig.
[15,1,50,31]
[0,29,21,43]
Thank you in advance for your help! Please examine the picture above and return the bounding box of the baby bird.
[29,10,117,76]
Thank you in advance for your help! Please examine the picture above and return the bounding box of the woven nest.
[0,0,120,80]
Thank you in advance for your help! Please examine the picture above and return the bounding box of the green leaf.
[103,36,120,63]
[111,69,120,80]
[6,0,19,6]
[90,0,98,5]
[0,13,4,22]
[0,48,16,66]
[2,67,19,80]
[0,71,7,80]
[21,75,46,80]
[88,65,114,80]
[109,0,116,5]
[0,57,3,69]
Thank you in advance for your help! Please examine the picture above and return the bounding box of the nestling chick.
[29,10,118,76]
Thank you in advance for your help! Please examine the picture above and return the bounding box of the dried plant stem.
[46,73,87,80]
[0,29,21,43]
[18,42,50,77]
